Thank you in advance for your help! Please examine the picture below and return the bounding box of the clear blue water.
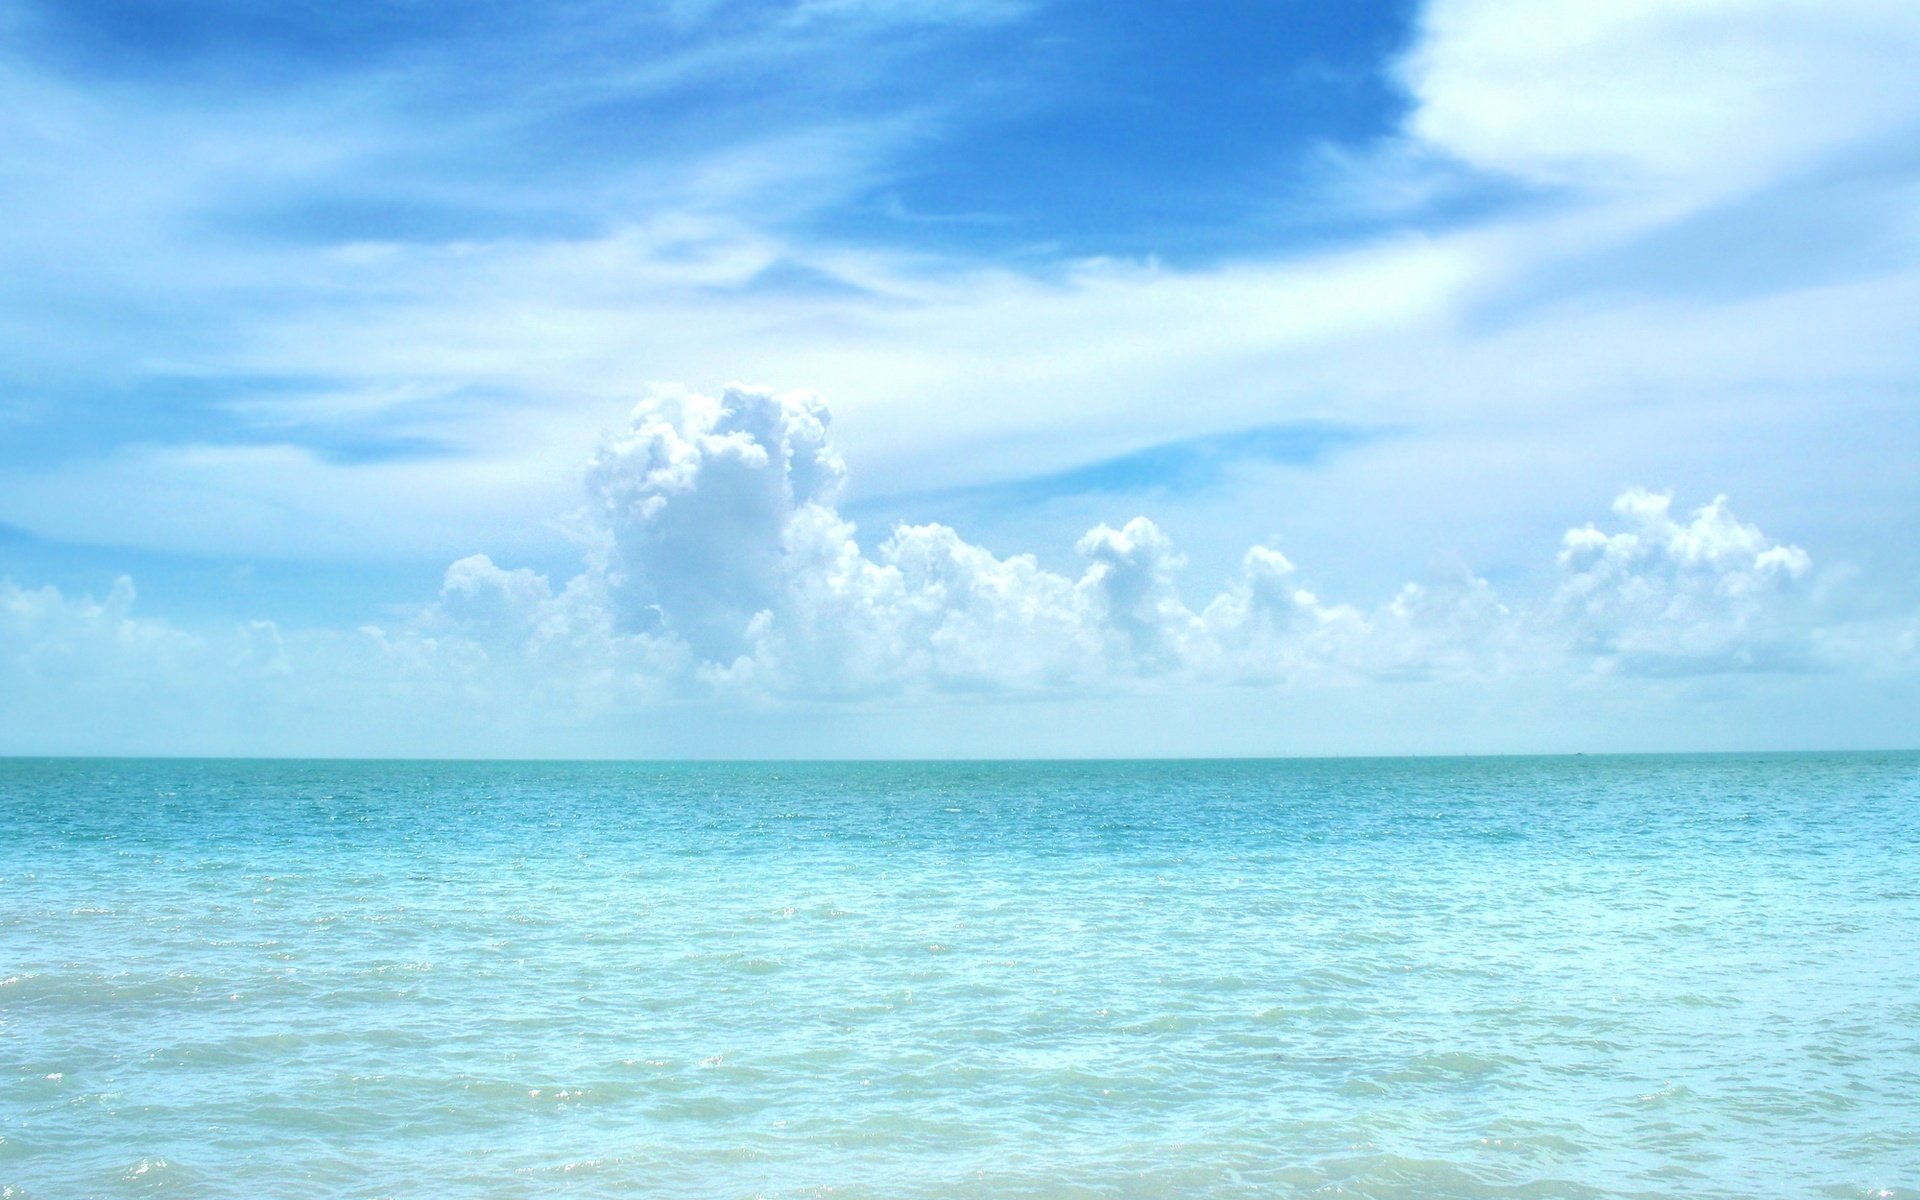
[2,754,1916,1199]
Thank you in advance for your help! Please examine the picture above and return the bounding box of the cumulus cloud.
[0,576,290,750]
[339,385,1839,705]
[584,386,845,659]
[0,576,197,684]
[3,384,1862,743]
[3,378,1904,756]
[2,385,1891,755]
[502,386,1533,698]
[1551,487,1816,674]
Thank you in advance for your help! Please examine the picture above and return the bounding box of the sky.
[1,0,1918,757]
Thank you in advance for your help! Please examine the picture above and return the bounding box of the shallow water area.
[2,754,1917,1198]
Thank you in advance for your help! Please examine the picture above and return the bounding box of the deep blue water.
[3,754,1917,1198]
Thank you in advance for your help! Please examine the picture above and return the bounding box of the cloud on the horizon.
[1553,487,1817,676]
[4,385,1878,753]
[427,387,1842,696]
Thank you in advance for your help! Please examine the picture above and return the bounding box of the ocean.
[2,754,1915,1198]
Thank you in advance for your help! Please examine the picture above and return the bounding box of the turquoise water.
[2,755,1917,1199]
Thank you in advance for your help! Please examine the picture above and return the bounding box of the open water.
[2,754,1916,1198]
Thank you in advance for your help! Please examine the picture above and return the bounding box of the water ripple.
[1,754,1916,1198]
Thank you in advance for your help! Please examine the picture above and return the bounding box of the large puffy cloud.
[1073,518,1194,674]
[521,387,1531,696]
[375,385,1835,702]
[1,384,1859,738]
[0,386,1884,753]
[1201,547,1359,678]
[1551,487,1815,674]
[584,386,846,659]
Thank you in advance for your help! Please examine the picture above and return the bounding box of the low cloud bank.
[5,385,1893,752]
[401,385,1827,698]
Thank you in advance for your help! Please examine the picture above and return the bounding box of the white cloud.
[1072,518,1194,674]
[875,521,1100,690]
[0,384,1904,754]
[0,576,281,750]
[519,388,1526,698]
[1550,487,1817,674]
[1,576,196,679]
[584,384,846,659]
[1403,0,1920,200]
[348,387,1858,707]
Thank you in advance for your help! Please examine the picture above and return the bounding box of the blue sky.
[2,0,1918,755]
[17,0,1417,254]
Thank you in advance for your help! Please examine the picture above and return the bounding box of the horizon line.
[3,748,1914,766]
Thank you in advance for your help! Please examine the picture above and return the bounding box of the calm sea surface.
[2,755,1916,1199]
